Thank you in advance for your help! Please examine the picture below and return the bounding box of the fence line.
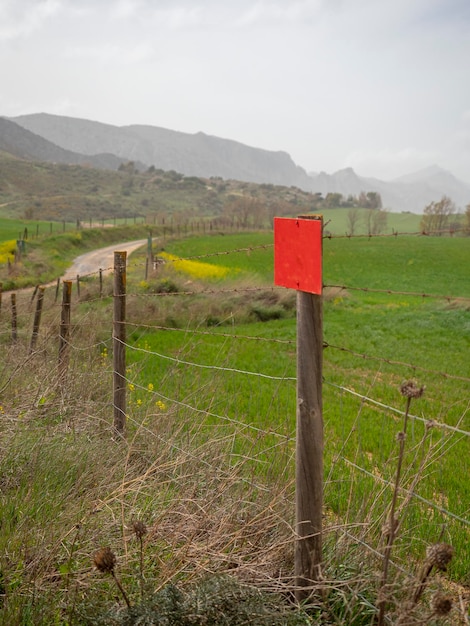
[341,458,470,527]
[123,338,470,437]
[323,227,470,239]
[121,339,297,381]
[124,375,292,442]
[323,341,470,383]
[125,321,295,344]
[1,235,468,584]
[323,283,470,302]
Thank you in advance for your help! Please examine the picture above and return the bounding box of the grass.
[0,223,153,290]
[126,232,470,580]
[0,228,469,624]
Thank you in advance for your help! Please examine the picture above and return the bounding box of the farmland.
[0,225,469,624]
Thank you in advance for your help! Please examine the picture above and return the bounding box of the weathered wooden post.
[99,268,103,298]
[113,251,127,436]
[55,277,61,302]
[145,232,153,280]
[11,293,17,341]
[59,280,72,376]
[274,215,324,603]
[30,286,45,352]
[30,284,39,306]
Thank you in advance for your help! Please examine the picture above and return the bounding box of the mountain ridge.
[5,113,470,212]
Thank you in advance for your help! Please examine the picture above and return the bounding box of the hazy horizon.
[1,1,469,184]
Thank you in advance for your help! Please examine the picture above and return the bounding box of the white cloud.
[66,42,155,65]
[0,0,63,41]
[235,0,325,27]
[111,0,144,20]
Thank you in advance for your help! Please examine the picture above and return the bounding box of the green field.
[126,231,470,580]
[0,227,469,623]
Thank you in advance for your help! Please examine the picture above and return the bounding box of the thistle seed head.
[93,547,116,574]
[426,543,454,571]
[400,381,425,399]
[132,519,147,539]
[431,592,453,616]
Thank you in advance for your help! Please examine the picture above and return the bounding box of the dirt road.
[62,239,147,280]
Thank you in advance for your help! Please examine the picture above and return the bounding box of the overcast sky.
[1,0,469,183]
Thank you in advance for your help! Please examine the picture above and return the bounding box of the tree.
[325,192,343,208]
[346,208,360,235]
[420,196,455,235]
[363,208,388,235]
[223,196,266,228]
[358,191,382,209]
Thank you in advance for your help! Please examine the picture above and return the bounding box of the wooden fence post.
[273,214,324,603]
[113,251,127,436]
[30,284,39,306]
[99,269,103,298]
[11,293,17,341]
[30,286,45,353]
[295,289,323,601]
[59,281,72,376]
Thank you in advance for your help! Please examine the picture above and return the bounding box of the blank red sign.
[274,217,322,294]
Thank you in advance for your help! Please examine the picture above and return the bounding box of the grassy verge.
[0,223,154,290]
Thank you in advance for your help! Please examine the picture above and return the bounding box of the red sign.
[274,217,322,294]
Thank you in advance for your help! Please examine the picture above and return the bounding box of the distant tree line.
[312,191,383,210]
[420,195,469,235]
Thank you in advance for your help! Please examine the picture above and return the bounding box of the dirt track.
[62,239,147,280]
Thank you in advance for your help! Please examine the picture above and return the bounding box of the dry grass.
[0,278,468,625]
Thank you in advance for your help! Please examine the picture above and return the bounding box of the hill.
[5,113,470,212]
[10,113,312,189]
[0,117,128,170]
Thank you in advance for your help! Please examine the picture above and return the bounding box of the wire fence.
[0,233,468,584]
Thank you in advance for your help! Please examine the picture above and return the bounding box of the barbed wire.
[341,458,470,526]
[124,321,295,344]
[123,323,468,382]
[125,376,292,442]
[325,380,470,437]
[121,401,281,493]
[120,339,296,381]
[323,284,470,302]
[323,228,470,239]
[127,286,284,298]
[323,341,470,383]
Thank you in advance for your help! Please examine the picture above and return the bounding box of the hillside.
[4,113,470,212]
[0,117,128,170]
[0,150,318,223]
[10,113,312,189]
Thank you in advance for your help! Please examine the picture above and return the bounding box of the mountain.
[307,166,470,212]
[6,113,470,212]
[0,117,129,169]
[9,113,312,189]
